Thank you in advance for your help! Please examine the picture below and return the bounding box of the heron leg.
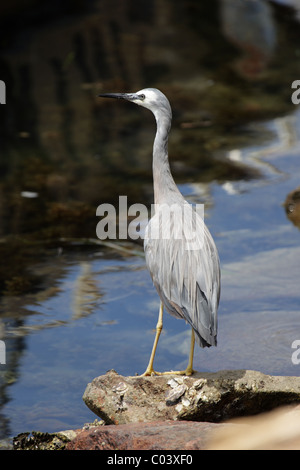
[184,328,195,376]
[160,327,196,376]
[141,301,163,376]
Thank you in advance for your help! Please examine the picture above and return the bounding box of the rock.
[207,405,300,450]
[12,406,300,450]
[65,420,231,450]
[12,420,104,450]
[83,369,300,425]
[0,438,13,450]
[11,369,300,451]
[12,431,75,450]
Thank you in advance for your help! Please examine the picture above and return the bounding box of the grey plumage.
[145,211,219,347]
[99,88,220,375]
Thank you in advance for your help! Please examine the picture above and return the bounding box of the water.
[1,0,300,439]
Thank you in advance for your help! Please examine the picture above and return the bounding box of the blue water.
[1,0,300,440]
[1,109,300,438]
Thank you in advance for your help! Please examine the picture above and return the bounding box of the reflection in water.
[220,0,276,78]
[0,0,300,439]
[72,262,104,320]
[273,0,300,20]
[221,114,299,196]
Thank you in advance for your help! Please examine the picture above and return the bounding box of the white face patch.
[134,88,159,108]
[131,88,171,120]
[137,88,157,101]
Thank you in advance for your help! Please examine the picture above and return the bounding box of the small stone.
[167,378,179,389]
[165,384,187,405]
[182,397,191,407]
[193,378,207,389]
[58,430,78,440]
[198,392,209,402]
[112,382,127,395]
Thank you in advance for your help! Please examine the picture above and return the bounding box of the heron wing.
[144,203,220,347]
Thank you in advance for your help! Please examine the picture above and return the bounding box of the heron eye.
[139,94,145,100]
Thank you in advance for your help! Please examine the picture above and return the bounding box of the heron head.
[98,88,172,120]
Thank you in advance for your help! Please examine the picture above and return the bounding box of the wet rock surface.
[65,420,229,451]
[10,369,300,450]
[66,405,300,450]
[11,406,300,450]
[83,369,300,424]
[12,430,76,451]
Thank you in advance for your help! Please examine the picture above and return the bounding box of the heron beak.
[98,93,140,101]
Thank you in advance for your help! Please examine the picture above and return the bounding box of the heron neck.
[152,114,182,205]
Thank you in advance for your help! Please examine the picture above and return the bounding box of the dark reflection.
[284,187,300,229]
[0,243,110,438]
[50,57,78,159]
[0,0,298,299]
[0,0,297,329]
[15,64,39,142]
[0,330,26,439]
[220,0,276,79]
[73,33,94,84]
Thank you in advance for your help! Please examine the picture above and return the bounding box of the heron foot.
[159,368,196,376]
[140,368,162,377]
[139,367,196,376]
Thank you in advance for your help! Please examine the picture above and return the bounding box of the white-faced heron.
[99,88,220,376]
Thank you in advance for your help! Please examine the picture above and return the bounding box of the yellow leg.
[160,327,196,376]
[141,301,164,376]
[185,328,195,376]
[141,307,196,377]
